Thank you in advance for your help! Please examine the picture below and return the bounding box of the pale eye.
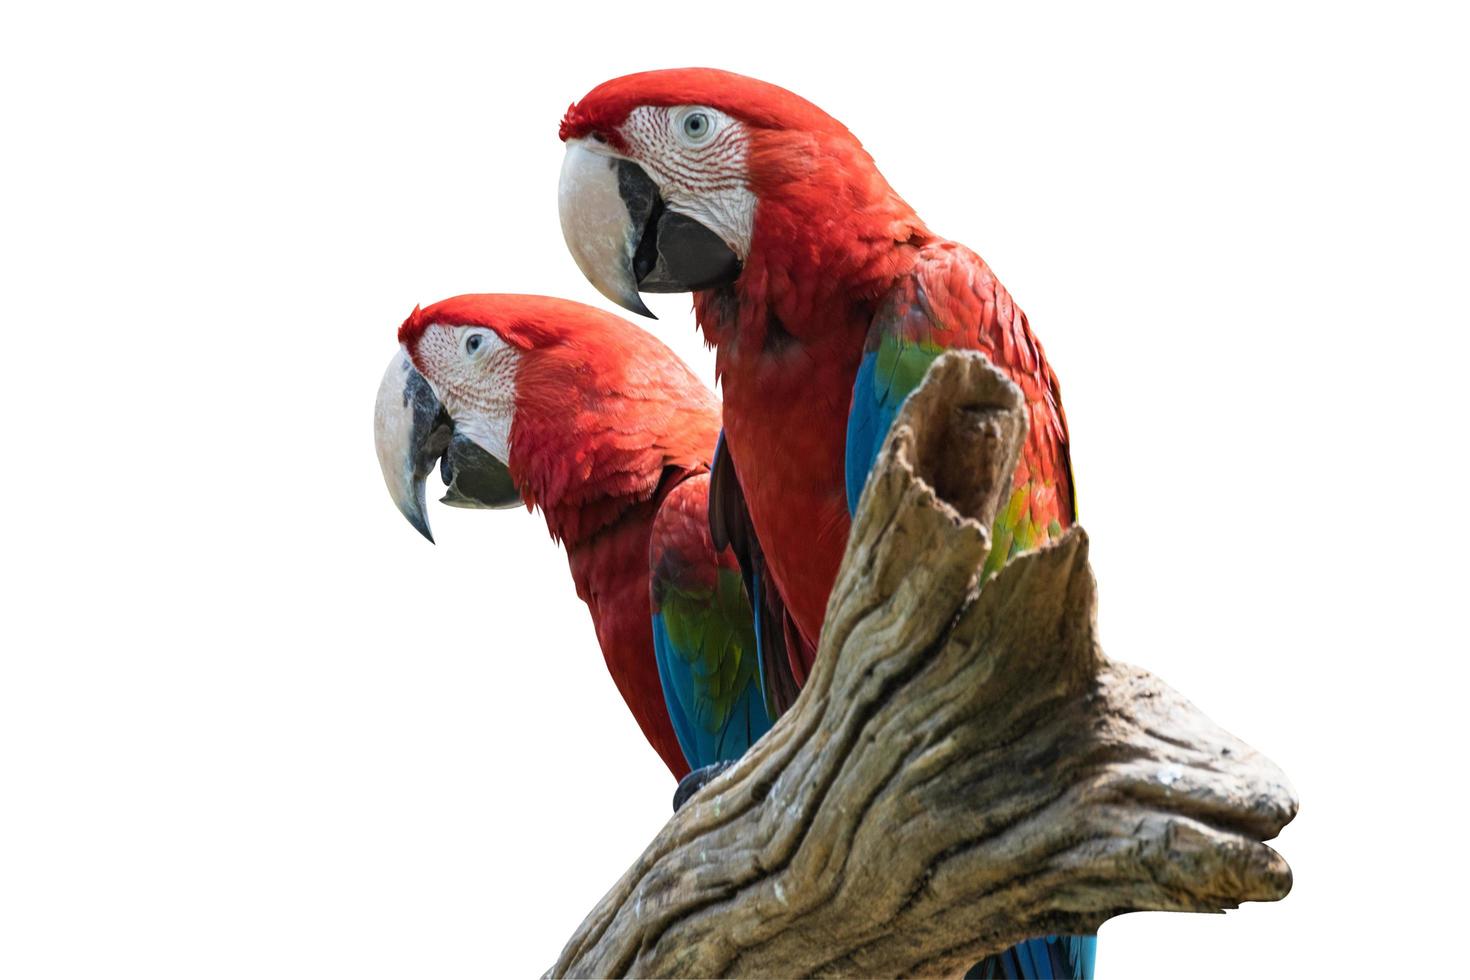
[681,111,711,142]
[465,333,483,355]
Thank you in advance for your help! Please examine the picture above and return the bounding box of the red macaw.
[556,70,1086,979]
[372,294,770,784]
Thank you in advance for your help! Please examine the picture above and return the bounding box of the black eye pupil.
[466,334,482,354]
[685,113,708,137]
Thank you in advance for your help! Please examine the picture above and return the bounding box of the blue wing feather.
[846,340,941,515]
[844,350,890,513]
[651,613,702,769]
[749,574,771,717]
[651,608,769,768]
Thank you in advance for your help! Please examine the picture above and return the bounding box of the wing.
[846,242,1076,578]
[650,471,773,770]
[708,432,808,718]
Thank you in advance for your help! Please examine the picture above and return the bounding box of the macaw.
[556,70,1089,979]
[372,293,771,787]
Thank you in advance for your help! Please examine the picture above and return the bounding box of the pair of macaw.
[373,70,1089,979]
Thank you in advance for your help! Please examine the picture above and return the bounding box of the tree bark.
[549,352,1296,979]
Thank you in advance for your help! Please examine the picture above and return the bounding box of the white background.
[2,2,1466,976]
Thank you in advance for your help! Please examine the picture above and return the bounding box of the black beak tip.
[626,294,657,319]
[405,510,435,544]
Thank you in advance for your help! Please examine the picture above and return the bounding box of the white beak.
[373,347,447,542]
[558,138,654,318]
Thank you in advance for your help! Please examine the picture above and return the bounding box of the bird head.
[374,293,717,543]
[557,68,913,317]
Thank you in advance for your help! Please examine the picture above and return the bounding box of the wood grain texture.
[549,352,1296,979]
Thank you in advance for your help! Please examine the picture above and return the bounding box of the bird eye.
[465,333,483,355]
[681,111,712,143]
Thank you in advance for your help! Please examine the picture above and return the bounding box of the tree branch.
[549,352,1296,978]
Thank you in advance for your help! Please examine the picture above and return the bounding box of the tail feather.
[965,935,1096,979]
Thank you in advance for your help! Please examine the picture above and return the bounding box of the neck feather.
[701,130,931,353]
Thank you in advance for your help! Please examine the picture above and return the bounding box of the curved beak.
[558,138,741,318]
[373,348,520,543]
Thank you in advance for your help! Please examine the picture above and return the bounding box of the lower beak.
[373,348,520,542]
[438,433,519,511]
[558,139,741,318]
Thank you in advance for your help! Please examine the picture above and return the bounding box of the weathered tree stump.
[549,352,1296,978]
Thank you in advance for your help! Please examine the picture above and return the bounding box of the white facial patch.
[411,325,520,462]
[619,105,757,259]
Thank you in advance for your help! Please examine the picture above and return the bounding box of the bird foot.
[672,760,739,812]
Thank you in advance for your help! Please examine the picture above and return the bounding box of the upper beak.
[373,348,520,543]
[558,138,741,318]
